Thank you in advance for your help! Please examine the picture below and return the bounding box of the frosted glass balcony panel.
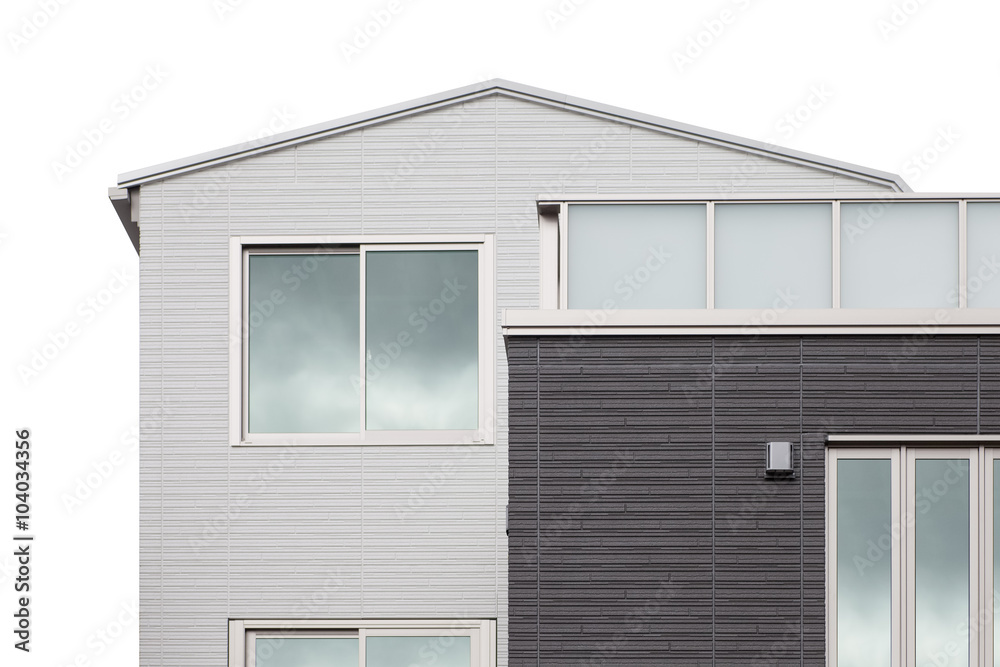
[568,204,706,309]
[967,202,1000,308]
[840,202,958,308]
[715,203,832,308]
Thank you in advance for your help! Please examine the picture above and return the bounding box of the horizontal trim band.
[241,619,491,630]
[502,308,1000,336]
[827,435,1000,445]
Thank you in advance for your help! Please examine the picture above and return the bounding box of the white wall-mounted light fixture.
[766,441,794,477]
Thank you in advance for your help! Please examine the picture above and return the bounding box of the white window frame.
[827,439,1000,667]
[229,234,495,446]
[230,619,497,667]
[827,447,902,667]
[539,194,1000,314]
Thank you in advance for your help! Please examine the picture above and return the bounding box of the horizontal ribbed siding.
[508,334,989,666]
[140,92,897,667]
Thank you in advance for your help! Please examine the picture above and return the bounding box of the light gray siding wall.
[139,93,897,667]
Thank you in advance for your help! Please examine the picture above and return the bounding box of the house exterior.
[109,79,1000,666]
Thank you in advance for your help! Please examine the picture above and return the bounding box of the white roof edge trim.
[115,78,910,191]
[539,193,1000,202]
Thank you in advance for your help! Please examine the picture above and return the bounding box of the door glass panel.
[915,458,970,667]
[256,637,359,667]
[837,458,892,667]
[366,635,472,667]
[248,254,361,433]
[365,250,478,430]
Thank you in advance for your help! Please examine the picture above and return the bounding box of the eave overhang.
[108,187,139,255]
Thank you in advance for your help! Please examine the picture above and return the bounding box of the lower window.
[231,620,495,667]
[828,444,1000,667]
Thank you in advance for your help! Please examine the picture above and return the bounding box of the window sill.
[235,429,493,447]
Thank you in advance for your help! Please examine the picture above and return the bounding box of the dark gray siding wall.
[508,335,999,666]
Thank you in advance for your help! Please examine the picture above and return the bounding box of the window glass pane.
[967,202,1000,308]
[365,250,478,430]
[248,254,360,433]
[256,637,359,667]
[914,458,970,667]
[568,204,706,309]
[714,203,832,308]
[837,458,891,667]
[366,636,471,667]
[840,202,958,308]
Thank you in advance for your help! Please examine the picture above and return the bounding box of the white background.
[2,0,998,665]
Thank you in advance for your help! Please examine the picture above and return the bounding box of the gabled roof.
[115,79,910,191]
